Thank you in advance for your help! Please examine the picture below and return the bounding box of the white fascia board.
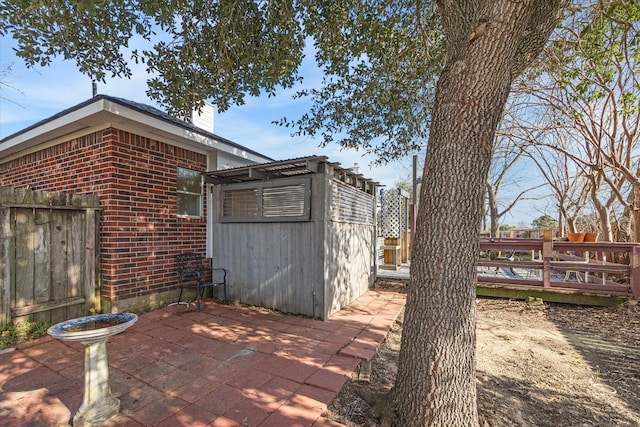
[1,97,271,165]
[0,100,108,158]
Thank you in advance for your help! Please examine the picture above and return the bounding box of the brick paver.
[0,288,405,426]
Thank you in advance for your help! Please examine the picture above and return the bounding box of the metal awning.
[203,155,379,194]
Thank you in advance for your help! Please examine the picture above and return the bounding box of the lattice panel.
[380,189,400,238]
[400,196,407,232]
[380,189,410,238]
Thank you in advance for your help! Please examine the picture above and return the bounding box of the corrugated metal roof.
[204,155,379,194]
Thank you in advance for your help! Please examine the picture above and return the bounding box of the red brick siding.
[1,128,208,302]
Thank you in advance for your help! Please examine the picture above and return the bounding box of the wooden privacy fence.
[478,236,640,297]
[0,187,101,327]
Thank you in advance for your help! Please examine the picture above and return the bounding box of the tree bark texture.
[633,186,640,243]
[394,1,565,425]
[590,181,615,242]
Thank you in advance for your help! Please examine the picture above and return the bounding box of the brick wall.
[1,128,209,303]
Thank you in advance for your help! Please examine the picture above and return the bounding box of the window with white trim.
[177,167,202,217]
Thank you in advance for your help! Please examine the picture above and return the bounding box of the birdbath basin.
[48,313,137,426]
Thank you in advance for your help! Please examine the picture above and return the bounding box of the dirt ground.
[325,281,640,426]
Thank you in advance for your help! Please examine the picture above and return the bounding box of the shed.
[204,156,378,319]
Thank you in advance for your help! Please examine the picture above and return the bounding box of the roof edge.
[1,94,274,162]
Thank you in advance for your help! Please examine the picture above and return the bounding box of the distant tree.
[518,1,640,241]
[499,224,517,231]
[0,63,25,106]
[486,119,548,237]
[531,214,558,228]
[394,174,415,198]
[525,134,590,236]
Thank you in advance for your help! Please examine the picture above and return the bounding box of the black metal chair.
[174,253,227,311]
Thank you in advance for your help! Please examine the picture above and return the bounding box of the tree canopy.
[0,0,443,160]
[532,214,559,228]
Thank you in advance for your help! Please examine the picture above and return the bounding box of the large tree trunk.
[596,204,614,243]
[590,181,615,242]
[557,208,565,238]
[393,2,564,425]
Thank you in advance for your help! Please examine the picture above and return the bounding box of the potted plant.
[583,231,599,242]
[567,232,585,242]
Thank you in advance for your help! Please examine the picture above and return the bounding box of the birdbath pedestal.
[48,313,137,426]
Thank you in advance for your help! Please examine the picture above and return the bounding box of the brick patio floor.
[0,288,405,426]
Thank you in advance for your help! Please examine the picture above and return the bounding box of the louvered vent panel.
[223,188,258,217]
[332,180,374,225]
[220,178,310,222]
[263,184,306,217]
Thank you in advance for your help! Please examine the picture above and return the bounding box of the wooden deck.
[377,237,640,305]
[477,237,640,304]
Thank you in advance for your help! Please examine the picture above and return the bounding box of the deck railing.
[478,237,640,297]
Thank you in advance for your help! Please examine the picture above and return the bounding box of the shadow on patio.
[0,288,405,427]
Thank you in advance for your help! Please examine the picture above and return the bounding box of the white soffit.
[0,100,108,158]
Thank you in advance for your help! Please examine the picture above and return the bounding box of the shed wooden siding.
[210,163,376,319]
[325,222,376,318]
[325,178,376,318]
[211,173,326,317]
[211,221,325,317]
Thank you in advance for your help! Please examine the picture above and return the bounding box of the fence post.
[0,207,10,326]
[542,229,554,288]
[84,208,100,313]
[631,246,640,297]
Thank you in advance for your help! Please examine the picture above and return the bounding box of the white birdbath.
[48,313,137,426]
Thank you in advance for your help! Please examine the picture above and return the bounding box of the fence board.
[12,297,86,317]
[33,210,50,303]
[0,208,10,325]
[1,187,101,327]
[32,210,51,323]
[13,209,35,317]
[68,211,85,319]
[84,209,99,313]
[50,209,69,323]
